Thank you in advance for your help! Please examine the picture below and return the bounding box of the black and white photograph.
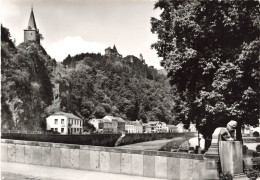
[1,0,260,179]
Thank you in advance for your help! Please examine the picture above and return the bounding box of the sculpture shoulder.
[220,128,229,135]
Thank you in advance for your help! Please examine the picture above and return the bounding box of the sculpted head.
[227,120,237,132]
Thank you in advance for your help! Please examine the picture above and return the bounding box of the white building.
[176,123,185,133]
[89,118,113,133]
[125,120,143,133]
[189,123,197,132]
[102,116,126,132]
[147,121,168,133]
[125,121,135,133]
[166,125,178,133]
[46,112,83,135]
[89,119,103,131]
[132,120,143,133]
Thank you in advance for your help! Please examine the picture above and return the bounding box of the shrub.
[256,145,260,152]
[245,168,260,180]
[219,172,233,180]
[253,132,260,137]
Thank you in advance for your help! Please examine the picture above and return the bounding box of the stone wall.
[1,132,195,147]
[1,139,218,180]
[24,30,40,43]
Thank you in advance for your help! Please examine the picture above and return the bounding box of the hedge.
[1,132,196,147]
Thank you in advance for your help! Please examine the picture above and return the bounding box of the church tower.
[24,7,40,44]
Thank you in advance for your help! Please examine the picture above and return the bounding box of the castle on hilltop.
[24,7,41,44]
[105,45,122,58]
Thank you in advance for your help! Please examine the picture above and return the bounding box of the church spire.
[27,7,37,30]
[24,7,40,44]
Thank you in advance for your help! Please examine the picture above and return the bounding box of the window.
[61,128,64,133]
[55,119,58,124]
[61,119,64,124]
[51,128,54,131]
[55,128,58,132]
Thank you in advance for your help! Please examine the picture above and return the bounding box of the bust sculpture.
[219,120,237,141]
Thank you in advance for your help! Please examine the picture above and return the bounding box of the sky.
[1,0,163,69]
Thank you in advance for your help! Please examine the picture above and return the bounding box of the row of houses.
[46,112,197,135]
[88,116,196,134]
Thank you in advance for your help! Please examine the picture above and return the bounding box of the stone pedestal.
[219,141,243,175]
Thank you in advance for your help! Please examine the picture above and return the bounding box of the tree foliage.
[55,51,176,124]
[151,0,260,141]
[1,25,56,131]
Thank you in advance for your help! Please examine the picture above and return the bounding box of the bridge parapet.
[1,139,212,180]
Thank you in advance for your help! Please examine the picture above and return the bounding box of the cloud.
[0,0,20,18]
[46,36,108,61]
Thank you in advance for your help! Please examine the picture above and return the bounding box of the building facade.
[143,123,152,133]
[24,8,41,44]
[103,116,125,133]
[176,123,186,133]
[46,112,83,134]
[125,120,143,133]
[125,121,134,133]
[147,121,168,133]
[166,125,178,133]
[89,119,103,132]
[105,45,122,58]
[189,123,197,132]
[132,121,143,133]
[89,119,113,133]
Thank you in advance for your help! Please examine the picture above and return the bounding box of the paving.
[1,162,163,180]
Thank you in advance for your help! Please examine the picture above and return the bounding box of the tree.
[94,106,106,118]
[1,24,15,48]
[151,0,260,146]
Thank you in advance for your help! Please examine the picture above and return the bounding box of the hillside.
[49,53,177,125]
[1,25,177,131]
[1,25,56,131]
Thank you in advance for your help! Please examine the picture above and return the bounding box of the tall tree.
[151,0,260,146]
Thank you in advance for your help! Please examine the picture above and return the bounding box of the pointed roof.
[113,45,118,52]
[27,7,37,30]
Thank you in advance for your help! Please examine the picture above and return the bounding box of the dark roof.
[132,121,142,125]
[125,121,134,125]
[113,45,118,52]
[148,121,160,125]
[89,119,111,123]
[103,116,125,123]
[27,8,37,30]
[49,111,82,119]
